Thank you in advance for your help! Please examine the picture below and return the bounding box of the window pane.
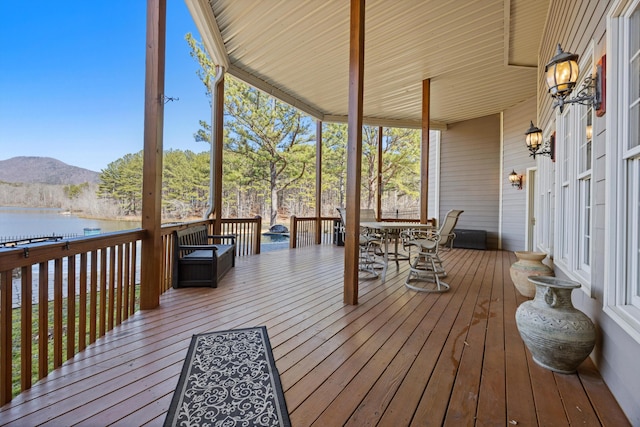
[630,7,640,150]
[581,107,593,172]
[632,55,640,102]
[562,112,571,182]
[581,178,591,266]
[630,102,640,150]
[561,185,570,259]
[627,159,640,303]
[631,7,640,55]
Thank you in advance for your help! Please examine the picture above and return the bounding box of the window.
[557,108,574,264]
[577,106,593,273]
[627,159,640,308]
[553,49,595,292]
[606,0,640,342]
[535,128,554,255]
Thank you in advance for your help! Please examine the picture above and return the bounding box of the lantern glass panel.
[526,130,543,150]
[547,59,579,95]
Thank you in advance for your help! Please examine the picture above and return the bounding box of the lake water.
[0,206,140,242]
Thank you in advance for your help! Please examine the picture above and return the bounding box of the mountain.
[0,157,100,185]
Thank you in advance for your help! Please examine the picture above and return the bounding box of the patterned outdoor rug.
[164,326,291,427]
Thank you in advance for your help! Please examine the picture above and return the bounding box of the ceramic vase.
[515,276,596,374]
[510,251,554,298]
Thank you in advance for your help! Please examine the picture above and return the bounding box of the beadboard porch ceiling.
[185,0,549,129]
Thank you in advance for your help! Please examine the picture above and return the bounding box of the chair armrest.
[401,229,432,245]
[439,232,455,241]
[208,234,236,244]
[179,244,218,251]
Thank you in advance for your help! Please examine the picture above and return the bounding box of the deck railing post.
[0,271,11,405]
[290,216,298,249]
[254,215,262,254]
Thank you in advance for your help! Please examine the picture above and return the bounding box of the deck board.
[0,245,630,426]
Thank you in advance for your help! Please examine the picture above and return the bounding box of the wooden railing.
[0,229,145,404]
[289,216,339,248]
[221,216,262,256]
[0,216,264,404]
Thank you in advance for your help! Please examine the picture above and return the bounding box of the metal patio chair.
[403,209,464,292]
[337,207,383,278]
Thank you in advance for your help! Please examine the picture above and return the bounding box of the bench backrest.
[175,225,209,256]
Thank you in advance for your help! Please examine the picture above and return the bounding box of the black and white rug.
[164,326,291,427]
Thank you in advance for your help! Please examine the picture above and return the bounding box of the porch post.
[420,79,431,224]
[212,66,225,235]
[140,0,166,310]
[377,126,383,220]
[315,120,323,245]
[344,0,365,305]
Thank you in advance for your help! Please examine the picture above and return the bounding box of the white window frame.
[553,44,595,295]
[535,123,555,256]
[577,104,594,276]
[556,107,574,265]
[429,130,441,220]
[605,0,640,343]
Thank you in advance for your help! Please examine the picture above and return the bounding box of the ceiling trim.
[503,0,511,67]
[323,115,448,131]
[503,0,540,69]
[185,0,229,70]
[229,65,326,120]
[226,67,450,130]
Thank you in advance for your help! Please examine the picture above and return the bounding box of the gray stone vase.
[515,276,596,374]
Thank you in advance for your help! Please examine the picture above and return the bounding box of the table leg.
[381,230,389,282]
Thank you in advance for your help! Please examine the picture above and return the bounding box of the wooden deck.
[0,245,630,426]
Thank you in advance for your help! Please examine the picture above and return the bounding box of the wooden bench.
[172,225,236,288]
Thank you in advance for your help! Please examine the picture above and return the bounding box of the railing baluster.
[116,244,123,326]
[53,258,63,369]
[99,249,107,338]
[79,253,87,352]
[20,266,32,393]
[67,255,76,361]
[90,250,97,344]
[38,262,48,380]
[130,242,137,316]
[122,243,130,322]
[107,246,115,331]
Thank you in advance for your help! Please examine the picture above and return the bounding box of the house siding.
[502,98,537,251]
[538,0,639,424]
[439,114,500,249]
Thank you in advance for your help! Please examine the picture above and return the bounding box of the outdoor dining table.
[360,221,434,283]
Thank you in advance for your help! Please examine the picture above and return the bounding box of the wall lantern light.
[525,121,553,159]
[545,44,602,113]
[509,170,523,190]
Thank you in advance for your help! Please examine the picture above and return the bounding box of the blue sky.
[0,1,212,172]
